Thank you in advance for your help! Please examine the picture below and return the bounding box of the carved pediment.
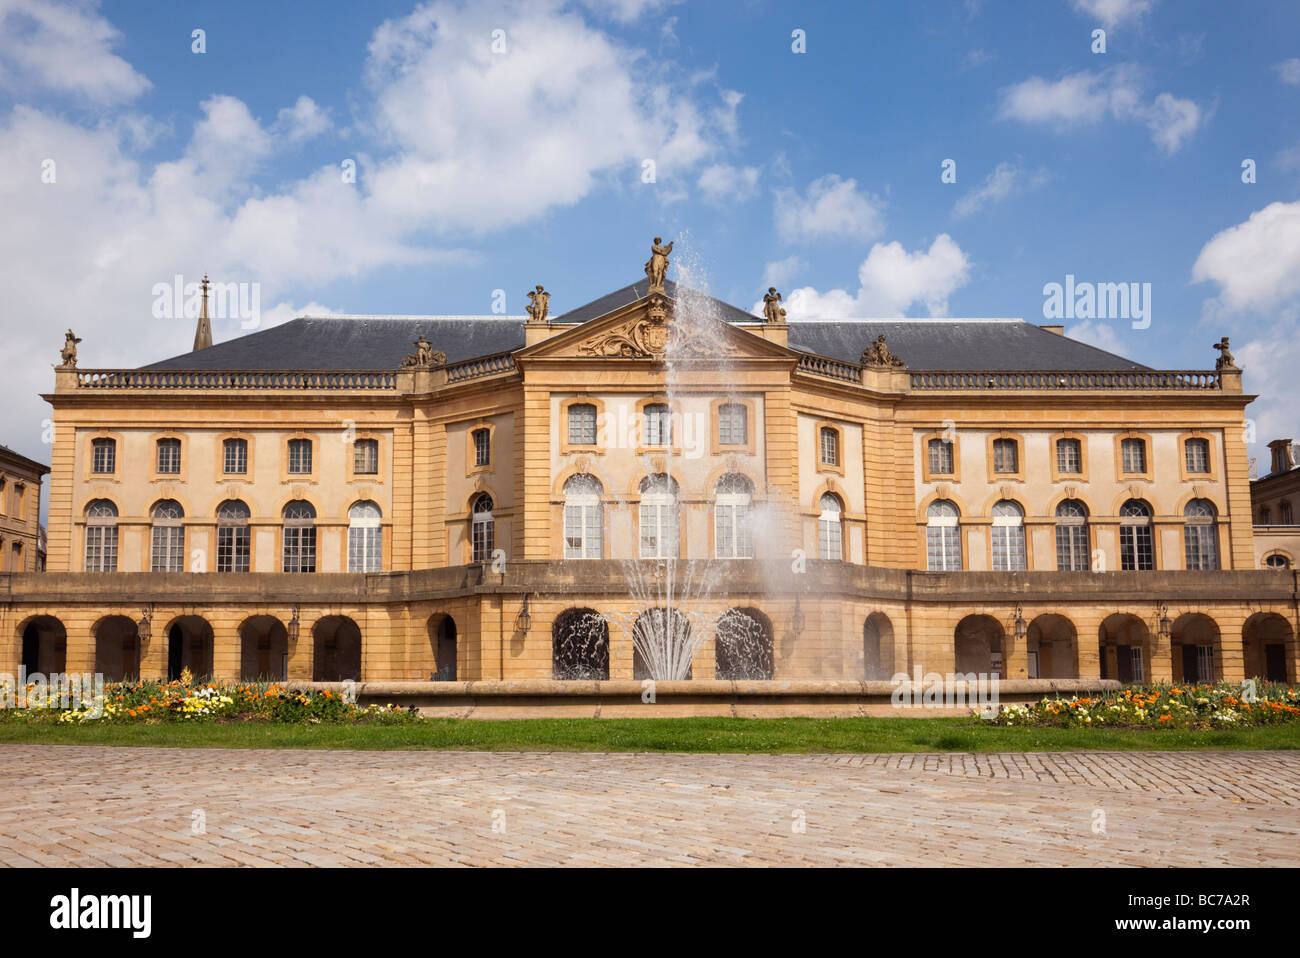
[577,312,669,359]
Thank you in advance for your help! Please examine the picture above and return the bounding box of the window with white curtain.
[714,474,754,558]
[563,475,603,559]
[348,500,383,572]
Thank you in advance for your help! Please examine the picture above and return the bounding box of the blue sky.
[2,0,1299,473]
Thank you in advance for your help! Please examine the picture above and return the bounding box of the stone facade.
[3,264,1297,687]
[1251,438,1300,570]
[0,444,47,574]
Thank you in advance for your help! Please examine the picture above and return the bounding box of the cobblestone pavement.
[0,746,1296,866]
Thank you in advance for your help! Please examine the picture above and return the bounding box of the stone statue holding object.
[526,285,550,324]
[59,329,82,368]
[763,287,787,324]
[402,334,446,368]
[1213,336,1237,370]
[644,236,673,290]
[861,333,905,369]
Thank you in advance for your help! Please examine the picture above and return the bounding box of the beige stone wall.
[0,448,45,573]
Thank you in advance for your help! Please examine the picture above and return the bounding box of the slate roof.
[146,317,527,371]
[141,282,1147,372]
[0,443,50,474]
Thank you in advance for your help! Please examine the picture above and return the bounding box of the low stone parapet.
[288,678,1122,719]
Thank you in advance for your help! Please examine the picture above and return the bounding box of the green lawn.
[1,717,1297,752]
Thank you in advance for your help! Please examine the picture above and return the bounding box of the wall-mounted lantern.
[515,594,532,634]
[287,604,301,644]
[1013,603,1027,641]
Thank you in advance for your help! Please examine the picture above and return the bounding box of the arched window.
[150,500,184,573]
[715,474,754,558]
[563,475,603,559]
[926,500,961,571]
[1119,499,1154,571]
[85,500,118,572]
[217,500,251,572]
[470,493,494,563]
[568,403,597,446]
[818,493,843,560]
[1265,553,1291,569]
[991,500,1026,571]
[1183,498,1219,571]
[347,501,382,572]
[1055,499,1090,571]
[639,475,678,559]
[282,501,317,573]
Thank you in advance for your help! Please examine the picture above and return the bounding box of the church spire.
[193,273,213,351]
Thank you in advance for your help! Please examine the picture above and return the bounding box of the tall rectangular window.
[223,438,248,475]
[992,438,1019,474]
[927,438,954,475]
[820,427,839,467]
[156,438,181,474]
[85,526,118,572]
[217,525,250,572]
[644,404,671,446]
[151,525,184,573]
[353,438,379,474]
[718,403,747,446]
[1056,438,1082,474]
[288,439,313,475]
[283,526,316,572]
[1121,437,1147,474]
[1184,438,1209,474]
[568,404,597,445]
[472,429,490,467]
[91,438,116,474]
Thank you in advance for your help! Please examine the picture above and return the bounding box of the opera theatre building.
[5,241,1297,694]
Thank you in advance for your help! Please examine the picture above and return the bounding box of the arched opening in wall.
[427,614,458,681]
[239,616,288,681]
[1171,613,1221,684]
[165,616,214,680]
[954,614,1004,677]
[552,609,609,680]
[313,616,362,682]
[715,608,774,680]
[1098,613,1151,683]
[1242,613,1294,683]
[19,616,67,676]
[863,612,894,681]
[1027,614,1079,679]
[94,615,141,682]
[632,609,693,680]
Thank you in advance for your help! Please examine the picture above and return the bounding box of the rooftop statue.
[861,333,905,369]
[402,334,446,369]
[1213,336,1237,370]
[59,329,82,368]
[763,287,787,324]
[644,236,673,290]
[525,285,550,324]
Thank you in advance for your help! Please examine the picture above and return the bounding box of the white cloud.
[274,95,332,143]
[362,0,738,233]
[576,0,681,22]
[1068,0,1155,28]
[1276,58,1300,85]
[998,67,1202,154]
[1236,312,1300,458]
[759,255,808,292]
[697,163,759,203]
[257,301,343,329]
[0,0,744,459]
[952,162,1047,219]
[959,48,995,71]
[0,0,149,104]
[774,174,886,242]
[1065,320,1130,358]
[770,235,971,318]
[1191,201,1300,311]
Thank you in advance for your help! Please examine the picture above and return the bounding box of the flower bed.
[0,677,418,726]
[982,682,1300,729]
